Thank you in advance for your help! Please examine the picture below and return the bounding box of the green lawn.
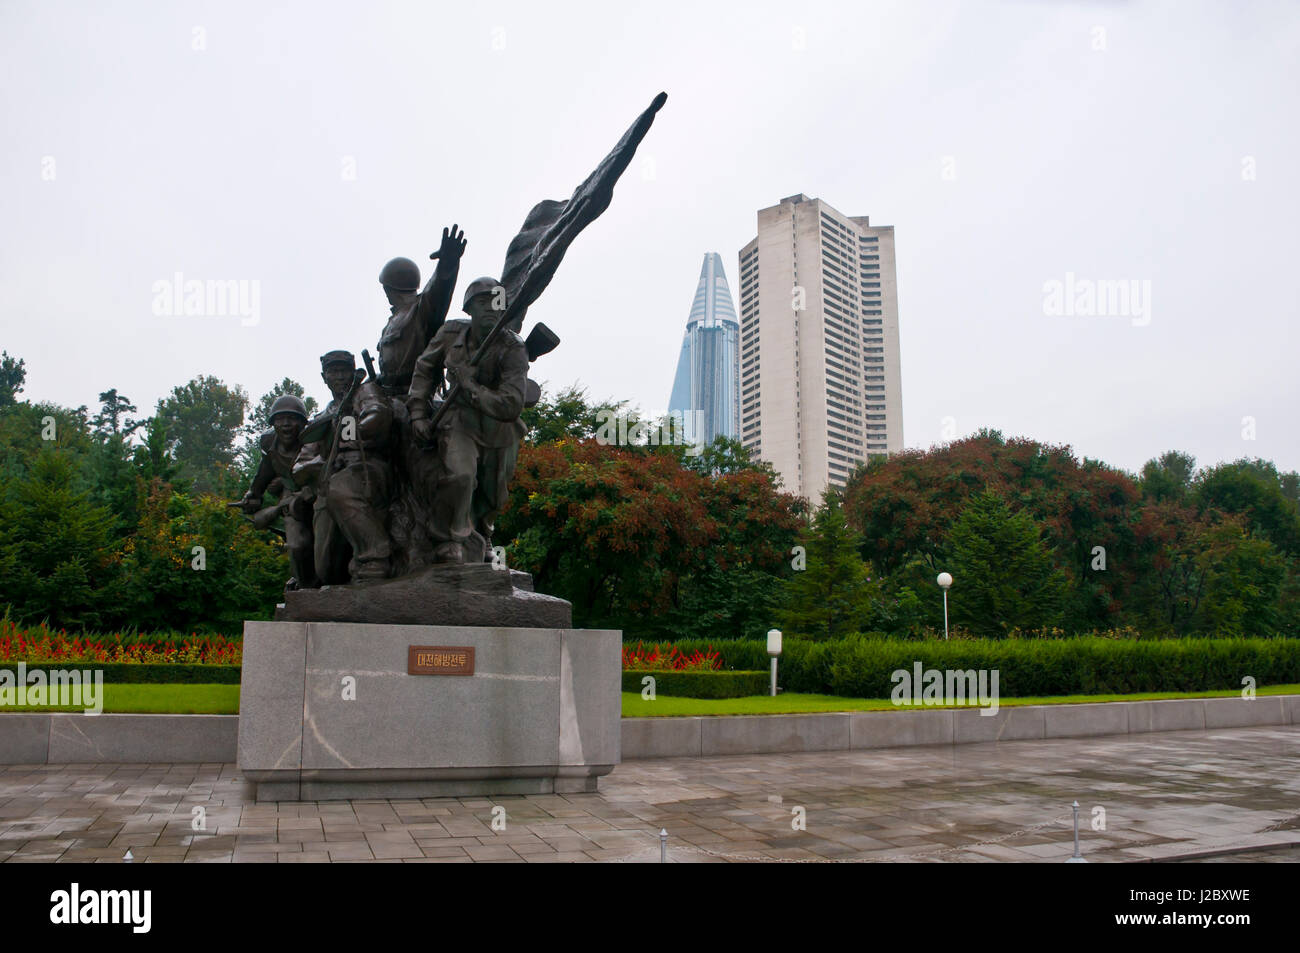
[620,684,1300,717]
[1,683,240,714]
[1,682,1295,717]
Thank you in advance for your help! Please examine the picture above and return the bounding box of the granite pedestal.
[238,621,621,801]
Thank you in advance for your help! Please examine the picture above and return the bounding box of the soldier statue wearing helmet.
[407,277,529,564]
[375,225,467,394]
[234,391,317,589]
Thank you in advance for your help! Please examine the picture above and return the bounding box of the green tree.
[154,376,248,493]
[1279,471,1300,509]
[774,489,878,640]
[131,416,184,489]
[117,484,287,631]
[1140,450,1197,502]
[521,384,626,446]
[1193,459,1300,557]
[92,388,142,437]
[0,351,26,407]
[1194,522,1286,636]
[946,491,1068,637]
[0,401,95,472]
[679,435,780,481]
[843,433,1139,631]
[0,450,122,628]
[498,428,802,637]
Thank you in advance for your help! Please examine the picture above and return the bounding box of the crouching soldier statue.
[407,277,528,565]
[294,350,395,584]
[232,394,316,590]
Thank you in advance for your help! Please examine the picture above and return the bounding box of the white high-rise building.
[738,194,903,501]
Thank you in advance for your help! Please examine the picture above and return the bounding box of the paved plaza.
[1,725,1297,863]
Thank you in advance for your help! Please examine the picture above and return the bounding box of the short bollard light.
[767,629,782,697]
[660,828,668,863]
[1066,800,1087,863]
[936,572,953,640]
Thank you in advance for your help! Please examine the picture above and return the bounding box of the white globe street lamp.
[936,572,953,640]
[766,629,782,697]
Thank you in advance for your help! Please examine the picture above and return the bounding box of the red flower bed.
[0,621,241,665]
[621,641,721,672]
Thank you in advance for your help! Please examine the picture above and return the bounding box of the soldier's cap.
[462,276,506,313]
[320,350,356,370]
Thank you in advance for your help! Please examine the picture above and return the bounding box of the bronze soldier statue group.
[233,92,668,593]
[236,227,535,589]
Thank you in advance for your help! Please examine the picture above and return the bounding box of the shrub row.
[623,670,769,698]
[0,663,242,684]
[635,637,1300,697]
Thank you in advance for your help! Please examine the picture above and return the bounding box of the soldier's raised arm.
[418,225,466,341]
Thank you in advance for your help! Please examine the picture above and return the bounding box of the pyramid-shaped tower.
[667,252,740,446]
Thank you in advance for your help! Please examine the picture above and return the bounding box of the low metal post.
[1066,800,1087,863]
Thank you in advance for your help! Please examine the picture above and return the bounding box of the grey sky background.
[3,0,1297,481]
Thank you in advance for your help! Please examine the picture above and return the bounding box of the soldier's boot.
[433,541,465,564]
[345,519,392,581]
[285,515,318,589]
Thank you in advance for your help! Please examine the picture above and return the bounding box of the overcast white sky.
[2,0,1297,477]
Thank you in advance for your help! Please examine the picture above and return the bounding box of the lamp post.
[1066,801,1087,863]
[936,572,952,640]
[767,629,782,697]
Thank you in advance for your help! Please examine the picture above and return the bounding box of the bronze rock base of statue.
[274,563,571,629]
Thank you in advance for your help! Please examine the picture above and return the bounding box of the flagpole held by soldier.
[404,92,669,566]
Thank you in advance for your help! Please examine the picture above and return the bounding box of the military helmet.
[320,349,356,371]
[267,394,308,423]
[379,257,420,292]
[462,276,506,313]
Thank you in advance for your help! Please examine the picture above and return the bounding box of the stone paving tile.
[421,845,469,858]
[1,726,1297,863]
[463,844,519,861]
[325,844,374,861]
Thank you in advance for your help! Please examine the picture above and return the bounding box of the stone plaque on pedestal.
[237,621,621,801]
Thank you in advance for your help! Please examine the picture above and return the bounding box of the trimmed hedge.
[623,670,769,698]
[0,663,241,684]
[629,637,1300,697]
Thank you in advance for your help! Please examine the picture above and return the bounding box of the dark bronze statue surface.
[234,93,668,627]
